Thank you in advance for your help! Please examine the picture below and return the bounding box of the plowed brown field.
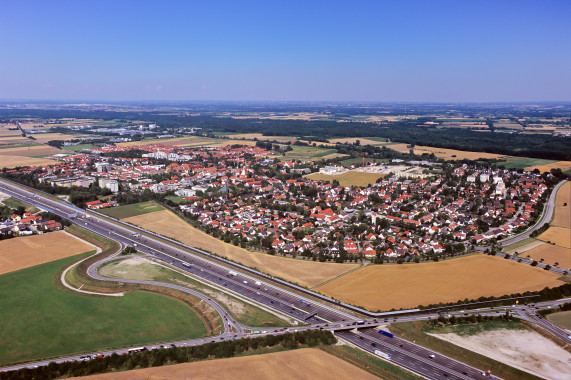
[317,255,564,310]
[123,210,358,287]
[0,231,94,275]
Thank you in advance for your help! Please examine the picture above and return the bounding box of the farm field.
[76,348,380,380]
[0,231,95,275]
[547,310,571,330]
[518,243,571,268]
[552,205,570,228]
[0,156,56,169]
[276,145,347,162]
[317,255,564,310]
[537,227,571,249]
[388,143,506,160]
[98,201,165,219]
[429,325,571,380]
[556,181,570,205]
[496,157,556,170]
[0,144,61,157]
[525,160,571,173]
[329,137,390,146]
[122,209,359,288]
[29,133,88,143]
[0,254,208,366]
[306,171,385,187]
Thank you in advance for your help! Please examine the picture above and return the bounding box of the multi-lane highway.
[1,177,569,378]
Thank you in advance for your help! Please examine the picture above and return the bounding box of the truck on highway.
[374,350,391,360]
[379,329,394,338]
[255,281,262,286]
[229,270,238,276]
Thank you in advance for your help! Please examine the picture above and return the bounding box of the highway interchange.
[1,178,570,379]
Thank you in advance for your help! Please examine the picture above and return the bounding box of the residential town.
[1,142,552,261]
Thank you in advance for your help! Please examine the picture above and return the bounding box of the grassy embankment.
[0,254,209,366]
[98,257,292,328]
[390,320,541,380]
[63,225,223,336]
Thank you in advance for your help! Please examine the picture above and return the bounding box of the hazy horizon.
[2,1,570,102]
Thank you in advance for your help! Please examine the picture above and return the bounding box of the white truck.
[228,271,238,276]
[374,350,391,360]
[255,281,262,286]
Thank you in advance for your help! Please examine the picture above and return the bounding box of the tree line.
[0,330,336,380]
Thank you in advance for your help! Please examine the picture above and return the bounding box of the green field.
[341,157,388,166]
[166,195,191,204]
[0,196,40,213]
[495,157,556,169]
[278,145,346,161]
[98,201,165,219]
[547,310,571,330]
[0,254,208,365]
[61,144,94,151]
[98,257,291,328]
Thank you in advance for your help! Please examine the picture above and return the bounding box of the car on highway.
[429,354,435,358]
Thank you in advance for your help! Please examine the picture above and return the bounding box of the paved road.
[500,179,567,247]
[1,178,570,378]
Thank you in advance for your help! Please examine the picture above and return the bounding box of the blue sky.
[1,1,569,102]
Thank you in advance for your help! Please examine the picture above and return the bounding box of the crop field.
[30,133,89,143]
[496,157,556,169]
[0,254,208,365]
[122,209,359,288]
[537,227,571,249]
[306,171,385,187]
[0,144,61,158]
[0,231,95,276]
[525,244,571,268]
[547,310,571,330]
[552,206,570,228]
[388,144,506,160]
[329,137,389,146]
[277,145,347,162]
[556,181,570,205]
[317,255,564,310]
[525,160,571,173]
[98,201,165,219]
[78,348,380,380]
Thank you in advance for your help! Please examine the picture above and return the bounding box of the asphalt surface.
[1,178,570,379]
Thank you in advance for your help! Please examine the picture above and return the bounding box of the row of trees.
[0,330,336,380]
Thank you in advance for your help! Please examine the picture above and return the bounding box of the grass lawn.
[278,145,342,161]
[547,310,571,330]
[1,196,40,213]
[0,254,208,366]
[166,195,190,205]
[98,201,165,219]
[341,157,388,166]
[61,144,94,151]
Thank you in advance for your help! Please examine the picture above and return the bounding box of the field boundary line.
[310,263,365,290]
[59,231,124,297]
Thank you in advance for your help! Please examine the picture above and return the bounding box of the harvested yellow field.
[317,255,564,310]
[30,133,87,143]
[538,227,571,249]
[305,172,385,187]
[388,144,505,160]
[223,133,264,139]
[77,348,378,380]
[0,156,56,169]
[525,244,571,268]
[329,137,389,146]
[0,231,94,275]
[525,161,571,173]
[123,210,358,288]
[0,145,61,157]
[555,182,570,206]
[552,206,570,228]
